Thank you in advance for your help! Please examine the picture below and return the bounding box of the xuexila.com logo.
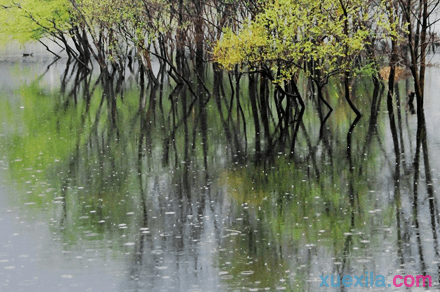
[319,272,432,288]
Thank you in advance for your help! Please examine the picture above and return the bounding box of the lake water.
[1,47,440,291]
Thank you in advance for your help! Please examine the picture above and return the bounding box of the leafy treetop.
[0,0,71,45]
[213,0,379,83]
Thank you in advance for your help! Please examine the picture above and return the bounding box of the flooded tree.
[399,0,440,115]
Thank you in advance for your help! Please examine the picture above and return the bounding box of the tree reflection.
[2,58,440,290]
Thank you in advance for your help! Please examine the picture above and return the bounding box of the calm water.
[1,47,440,291]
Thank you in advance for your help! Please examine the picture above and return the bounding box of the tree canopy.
[0,0,71,44]
[213,0,388,83]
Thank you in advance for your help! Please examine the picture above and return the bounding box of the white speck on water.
[225,229,241,234]
[61,275,73,279]
[356,258,371,263]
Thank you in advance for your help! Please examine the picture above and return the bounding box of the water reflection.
[1,55,440,291]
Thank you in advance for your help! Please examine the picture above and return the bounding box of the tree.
[213,0,372,115]
[0,0,71,56]
[399,0,440,115]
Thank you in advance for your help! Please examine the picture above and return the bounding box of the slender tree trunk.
[259,75,271,145]
[402,0,427,115]
[249,74,261,154]
[418,0,428,114]
[344,72,361,116]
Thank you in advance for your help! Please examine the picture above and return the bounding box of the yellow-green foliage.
[74,0,144,28]
[73,0,173,56]
[213,0,378,82]
[0,0,71,44]
[213,25,270,71]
